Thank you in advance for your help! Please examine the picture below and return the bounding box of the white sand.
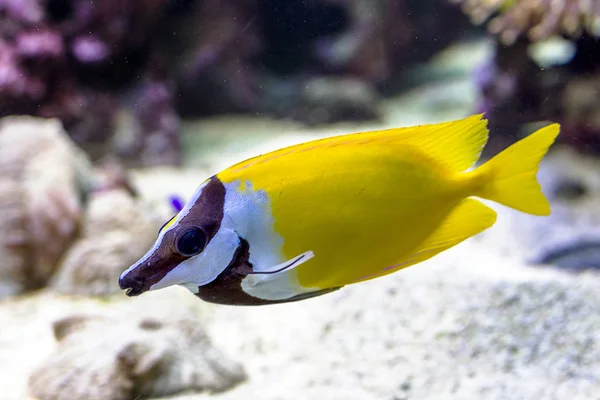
[4,233,600,400]
[4,138,600,399]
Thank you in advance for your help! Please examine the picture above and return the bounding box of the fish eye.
[175,226,207,257]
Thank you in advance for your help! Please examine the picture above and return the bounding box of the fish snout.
[119,251,182,296]
[118,269,149,297]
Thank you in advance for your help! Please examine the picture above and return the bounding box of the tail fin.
[473,123,560,216]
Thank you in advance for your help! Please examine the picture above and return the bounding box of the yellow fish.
[119,115,559,305]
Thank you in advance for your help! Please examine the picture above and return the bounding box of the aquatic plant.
[452,0,600,44]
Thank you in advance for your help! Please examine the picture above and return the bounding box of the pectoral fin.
[241,250,318,301]
[247,250,314,278]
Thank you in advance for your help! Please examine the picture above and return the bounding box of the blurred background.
[2,1,600,399]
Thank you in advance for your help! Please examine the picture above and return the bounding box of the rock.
[262,76,380,126]
[0,115,170,298]
[534,239,600,271]
[50,189,163,296]
[28,295,246,400]
[487,147,600,269]
[0,116,91,297]
[299,77,380,125]
[552,178,588,201]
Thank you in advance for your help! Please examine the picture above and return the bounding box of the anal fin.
[356,198,497,282]
[396,198,497,269]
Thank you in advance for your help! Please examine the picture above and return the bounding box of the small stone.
[552,179,588,200]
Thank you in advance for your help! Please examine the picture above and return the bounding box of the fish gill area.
[2,1,600,399]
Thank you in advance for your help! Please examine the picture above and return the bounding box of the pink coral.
[452,0,600,44]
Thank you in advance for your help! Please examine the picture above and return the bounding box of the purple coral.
[71,36,110,63]
[0,0,179,166]
[0,0,44,24]
[15,30,63,59]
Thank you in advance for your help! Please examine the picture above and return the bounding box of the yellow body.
[218,115,559,290]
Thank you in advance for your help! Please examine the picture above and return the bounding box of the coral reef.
[473,36,600,154]
[0,116,89,297]
[452,0,600,45]
[50,189,163,296]
[1,0,472,165]
[28,308,246,400]
[0,0,181,165]
[259,0,469,82]
[449,0,600,153]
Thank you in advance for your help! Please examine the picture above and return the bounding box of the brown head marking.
[119,177,226,296]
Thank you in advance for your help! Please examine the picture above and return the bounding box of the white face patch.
[223,180,285,269]
[222,180,319,301]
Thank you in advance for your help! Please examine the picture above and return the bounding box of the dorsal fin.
[369,114,489,172]
[220,114,489,178]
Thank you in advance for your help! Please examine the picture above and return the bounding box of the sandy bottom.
[4,143,600,400]
[3,235,600,400]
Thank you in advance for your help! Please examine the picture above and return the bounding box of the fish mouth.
[118,273,147,297]
[124,287,141,297]
[119,264,181,296]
